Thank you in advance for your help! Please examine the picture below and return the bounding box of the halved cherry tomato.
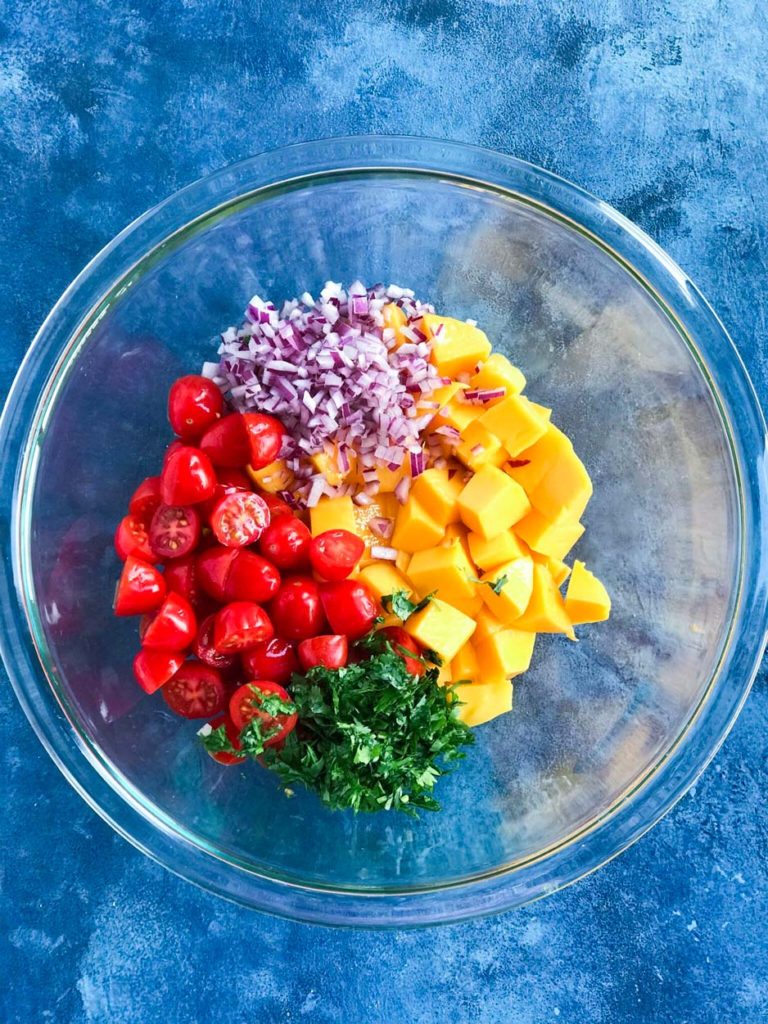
[298,634,348,671]
[200,413,251,468]
[196,545,239,602]
[210,491,270,548]
[194,613,237,671]
[309,529,365,581]
[114,556,166,616]
[224,550,281,603]
[141,592,197,650]
[319,579,379,639]
[149,504,201,560]
[133,648,185,693]
[270,577,326,640]
[199,467,253,520]
[213,601,274,653]
[163,661,227,719]
[168,375,224,440]
[241,638,299,685]
[259,516,311,570]
[128,476,162,518]
[163,555,200,609]
[160,446,217,506]
[114,512,154,562]
[163,438,185,470]
[379,626,424,677]
[260,493,293,519]
[229,681,297,745]
[242,412,284,470]
[202,713,245,764]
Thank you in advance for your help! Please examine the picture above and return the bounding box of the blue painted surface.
[1,1,767,1020]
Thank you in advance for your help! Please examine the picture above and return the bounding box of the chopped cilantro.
[201,724,235,755]
[470,573,509,595]
[381,589,435,621]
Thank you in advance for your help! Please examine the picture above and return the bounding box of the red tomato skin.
[194,613,237,670]
[224,549,281,603]
[210,491,270,548]
[270,577,327,640]
[168,375,224,440]
[259,516,312,571]
[160,446,217,506]
[319,580,379,640]
[241,638,299,685]
[198,468,253,520]
[242,413,284,470]
[133,648,185,694]
[162,439,185,470]
[141,592,197,650]
[114,556,166,616]
[229,681,297,745]
[379,626,424,677]
[298,634,348,671]
[260,494,293,519]
[149,504,202,560]
[196,545,239,602]
[203,713,245,764]
[199,414,251,468]
[162,662,227,719]
[114,513,154,562]
[162,555,200,609]
[213,602,275,653]
[128,476,162,518]
[309,529,365,581]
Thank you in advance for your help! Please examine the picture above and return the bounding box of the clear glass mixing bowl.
[1,137,766,927]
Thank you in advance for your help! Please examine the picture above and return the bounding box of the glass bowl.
[1,137,766,928]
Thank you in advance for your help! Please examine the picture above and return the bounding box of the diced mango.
[391,497,444,553]
[451,642,479,683]
[437,661,453,687]
[373,461,409,494]
[468,529,526,571]
[515,509,584,560]
[431,397,483,435]
[503,424,574,495]
[309,446,356,489]
[395,550,411,574]
[529,446,593,522]
[564,560,611,624]
[428,381,468,424]
[443,522,472,561]
[470,353,526,396]
[454,679,513,727]
[246,459,294,494]
[407,540,483,617]
[540,555,571,586]
[458,464,531,539]
[405,597,476,663]
[455,420,507,472]
[358,563,413,602]
[478,395,549,457]
[515,563,575,639]
[422,314,492,377]
[478,556,535,624]
[474,607,506,644]
[410,468,463,526]
[310,495,358,537]
[381,302,408,346]
[476,628,536,680]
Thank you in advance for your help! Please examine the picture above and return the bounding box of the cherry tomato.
[163,438,185,470]
[241,638,299,685]
[114,556,166,616]
[229,681,297,745]
[379,626,424,677]
[270,577,326,640]
[224,549,281,603]
[114,512,154,562]
[202,713,245,765]
[210,491,270,548]
[160,446,217,506]
[128,476,162,518]
[168,374,224,440]
[298,634,348,671]
[149,504,201,560]
[163,661,227,719]
[242,412,284,470]
[260,493,293,519]
[309,529,365,581]
[200,413,251,468]
[133,648,185,694]
[199,467,253,520]
[194,613,237,671]
[213,601,274,653]
[163,555,200,609]
[259,516,311,570]
[319,580,379,639]
[196,545,239,602]
[141,592,197,650]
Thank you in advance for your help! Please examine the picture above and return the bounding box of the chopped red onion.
[370,545,398,561]
[369,517,394,540]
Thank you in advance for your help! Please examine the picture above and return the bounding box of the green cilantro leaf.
[200,724,238,755]
[381,589,435,621]
[469,573,509,595]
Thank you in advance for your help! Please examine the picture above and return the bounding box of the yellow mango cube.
[515,509,584,560]
[309,446,356,488]
[503,424,573,495]
[410,468,463,526]
[478,395,549,457]
[422,314,492,377]
[358,563,413,602]
[455,420,507,472]
[405,597,476,663]
[478,556,535,624]
[468,529,526,571]
[454,679,513,727]
[246,459,294,494]
[458,464,531,539]
[407,540,483,617]
[470,353,526,396]
[529,447,593,522]
[476,628,536,680]
[428,381,468,423]
[443,522,472,562]
[540,555,571,586]
[391,497,445,553]
[310,495,358,537]
[564,560,611,624]
[451,642,479,683]
[381,302,408,346]
[529,402,552,421]
[515,563,575,639]
[395,550,411,575]
[474,607,506,644]
[431,397,483,436]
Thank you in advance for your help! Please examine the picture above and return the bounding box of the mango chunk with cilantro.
[515,563,575,639]
[391,497,444,552]
[468,529,526,571]
[470,353,526,396]
[455,420,508,472]
[515,509,584,561]
[405,597,476,663]
[477,394,549,457]
[451,642,480,682]
[458,464,531,539]
[407,539,483,617]
[455,679,513,727]
[310,495,358,537]
[564,560,611,624]
[476,628,535,680]
[422,314,492,377]
[410,468,463,526]
[246,459,294,494]
[478,556,535,624]
[358,563,413,602]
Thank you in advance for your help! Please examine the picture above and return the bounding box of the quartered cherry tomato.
[260,494,293,519]
[162,661,227,719]
[229,681,297,745]
[213,601,274,653]
[141,592,197,650]
[194,613,237,671]
[200,413,251,468]
[379,626,424,677]
[128,476,162,518]
[241,638,299,685]
[202,713,245,764]
[319,580,379,639]
[270,577,326,640]
[160,446,217,506]
[224,550,281,603]
[114,556,166,616]
[309,529,365,581]
[133,648,185,694]
[149,504,201,560]
[168,374,223,440]
[114,512,154,562]
[196,545,239,602]
[259,516,311,570]
[242,412,284,470]
[163,555,201,609]
[298,634,348,671]
[210,491,270,548]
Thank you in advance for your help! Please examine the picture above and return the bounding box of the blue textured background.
[1,2,767,1021]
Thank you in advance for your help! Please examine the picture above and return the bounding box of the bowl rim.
[2,134,767,927]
